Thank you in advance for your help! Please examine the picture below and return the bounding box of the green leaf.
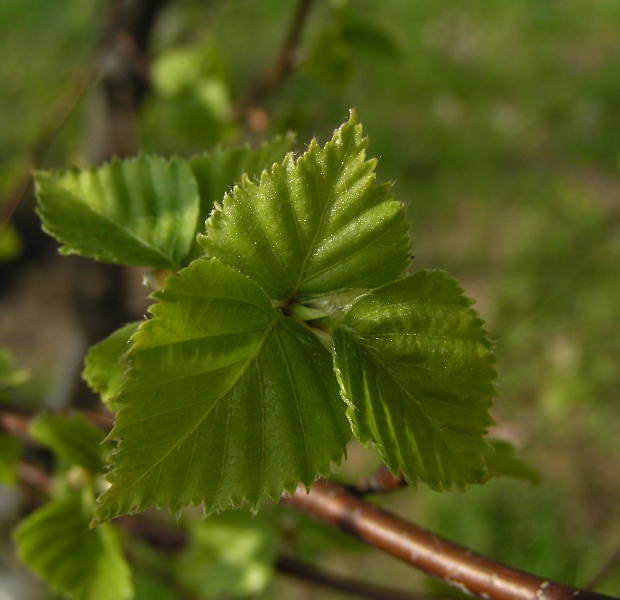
[30,412,107,474]
[14,490,132,600]
[176,512,277,597]
[0,433,22,486]
[199,110,411,302]
[333,270,496,490]
[95,258,349,523]
[483,440,541,485]
[83,322,141,407]
[35,154,200,269]
[189,133,295,229]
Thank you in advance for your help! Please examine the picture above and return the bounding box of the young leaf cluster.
[35,112,498,525]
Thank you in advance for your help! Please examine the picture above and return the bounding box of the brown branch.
[0,408,113,438]
[251,0,315,99]
[114,0,169,52]
[114,514,433,599]
[353,464,408,495]
[0,409,32,440]
[88,0,168,164]
[282,479,619,600]
[4,407,618,599]
[238,0,316,129]
[12,457,429,600]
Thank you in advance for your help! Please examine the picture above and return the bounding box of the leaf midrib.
[291,133,355,296]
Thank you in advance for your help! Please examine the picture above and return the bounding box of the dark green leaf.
[333,270,496,490]
[95,258,349,523]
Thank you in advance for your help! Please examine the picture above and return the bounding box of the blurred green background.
[1,0,619,597]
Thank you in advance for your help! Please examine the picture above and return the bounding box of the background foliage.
[1,0,619,597]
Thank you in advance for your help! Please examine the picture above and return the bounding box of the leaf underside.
[333,270,496,490]
[95,259,350,522]
[199,110,412,302]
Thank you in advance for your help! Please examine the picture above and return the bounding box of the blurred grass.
[1,0,619,596]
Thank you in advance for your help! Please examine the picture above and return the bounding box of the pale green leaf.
[0,433,22,486]
[333,270,496,490]
[83,322,140,406]
[95,258,349,523]
[176,512,277,597]
[14,491,132,600]
[199,110,411,301]
[35,154,200,269]
[30,412,107,474]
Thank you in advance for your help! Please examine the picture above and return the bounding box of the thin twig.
[0,408,113,441]
[282,479,619,600]
[12,456,429,600]
[276,553,430,600]
[237,0,316,128]
[5,407,619,599]
[353,464,408,495]
[0,409,31,440]
[250,0,315,99]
